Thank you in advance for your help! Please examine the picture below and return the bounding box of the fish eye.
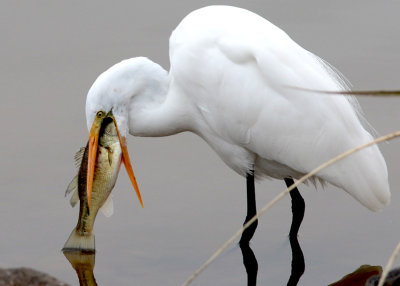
[96,111,105,118]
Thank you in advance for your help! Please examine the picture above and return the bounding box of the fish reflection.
[63,250,97,286]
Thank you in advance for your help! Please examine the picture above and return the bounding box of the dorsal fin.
[65,146,86,207]
[74,147,86,168]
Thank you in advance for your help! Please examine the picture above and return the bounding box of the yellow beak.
[110,114,144,208]
[87,112,144,209]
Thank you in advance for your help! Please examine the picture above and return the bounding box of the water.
[1,1,399,285]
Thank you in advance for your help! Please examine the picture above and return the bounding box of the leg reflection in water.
[239,177,305,286]
[285,178,305,286]
[240,242,258,286]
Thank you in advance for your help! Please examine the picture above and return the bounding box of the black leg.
[240,172,258,244]
[284,178,305,238]
[284,178,305,286]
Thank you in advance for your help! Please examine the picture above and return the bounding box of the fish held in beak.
[87,111,106,209]
[64,114,122,252]
[108,112,144,208]
[87,111,143,209]
[64,111,143,252]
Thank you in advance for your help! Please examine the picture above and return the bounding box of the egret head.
[85,60,145,209]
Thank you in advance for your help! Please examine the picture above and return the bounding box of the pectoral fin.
[100,194,114,217]
[70,190,79,207]
[65,174,80,208]
[65,174,80,207]
[65,174,78,197]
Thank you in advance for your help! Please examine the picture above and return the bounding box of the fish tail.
[62,228,95,253]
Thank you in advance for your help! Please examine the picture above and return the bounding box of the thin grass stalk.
[320,90,400,96]
[287,87,400,96]
[182,130,400,286]
[378,240,400,286]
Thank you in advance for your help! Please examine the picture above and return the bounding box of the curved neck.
[127,59,193,137]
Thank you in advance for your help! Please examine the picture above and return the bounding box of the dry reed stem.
[288,87,400,96]
[378,240,400,286]
[182,130,400,286]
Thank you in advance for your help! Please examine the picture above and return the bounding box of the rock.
[366,267,400,286]
[328,265,382,286]
[0,267,69,286]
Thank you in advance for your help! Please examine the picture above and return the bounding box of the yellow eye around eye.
[96,111,104,118]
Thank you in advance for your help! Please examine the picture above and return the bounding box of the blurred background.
[0,1,399,285]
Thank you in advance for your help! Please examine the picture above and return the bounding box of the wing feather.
[169,5,389,210]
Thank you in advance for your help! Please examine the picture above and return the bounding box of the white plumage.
[86,6,390,211]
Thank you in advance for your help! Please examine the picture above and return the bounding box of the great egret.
[84,5,390,243]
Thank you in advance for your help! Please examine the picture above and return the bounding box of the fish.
[63,114,123,252]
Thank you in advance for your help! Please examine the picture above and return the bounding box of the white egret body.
[85,5,390,215]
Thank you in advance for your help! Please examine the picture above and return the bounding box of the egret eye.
[96,111,105,118]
